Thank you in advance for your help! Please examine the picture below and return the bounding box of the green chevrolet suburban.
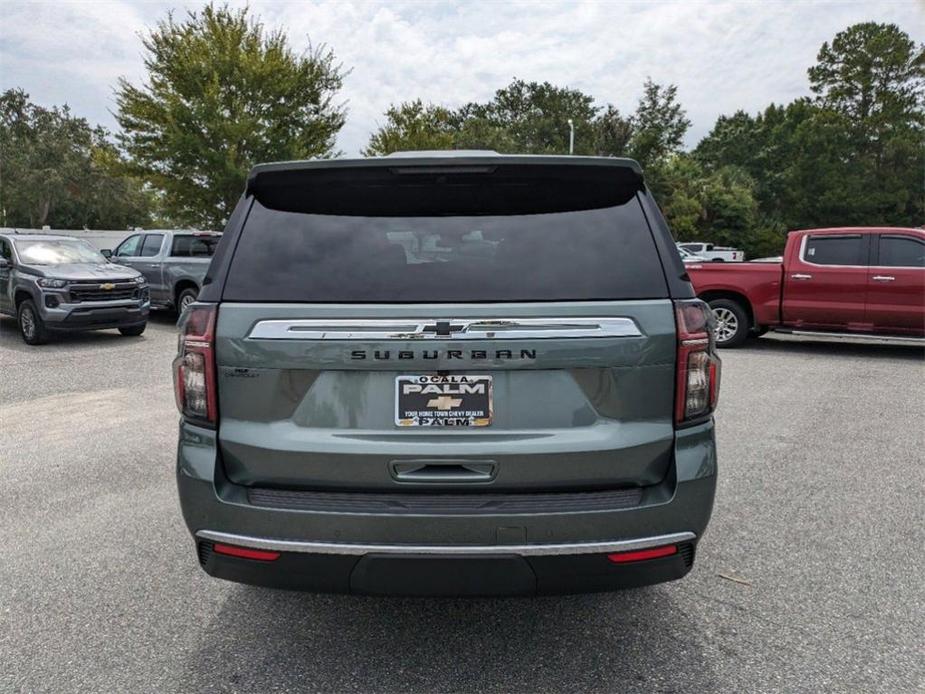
[175,152,721,596]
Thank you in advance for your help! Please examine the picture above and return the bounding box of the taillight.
[173,303,218,425]
[674,299,721,425]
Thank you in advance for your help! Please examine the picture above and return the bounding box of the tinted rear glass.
[224,194,668,303]
[171,235,220,257]
[878,235,925,267]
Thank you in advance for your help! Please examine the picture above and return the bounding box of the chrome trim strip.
[246,317,642,341]
[196,530,696,557]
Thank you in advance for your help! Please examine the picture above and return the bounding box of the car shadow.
[176,585,716,693]
[147,309,181,326]
[740,334,924,361]
[0,312,178,352]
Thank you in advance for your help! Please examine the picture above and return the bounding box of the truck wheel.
[177,287,198,314]
[119,323,147,337]
[709,299,749,348]
[18,299,49,345]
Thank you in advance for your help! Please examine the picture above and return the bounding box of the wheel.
[177,287,198,314]
[119,323,147,337]
[708,299,749,348]
[18,299,49,345]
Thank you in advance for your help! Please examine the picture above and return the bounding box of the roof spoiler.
[245,155,644,196]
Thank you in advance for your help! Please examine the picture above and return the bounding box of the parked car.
[678,242,745,262]
[678,247,708,263]
[687,227,925,347]
[0,233,149,345]
[175,152,721,596]
[102,230,221,313]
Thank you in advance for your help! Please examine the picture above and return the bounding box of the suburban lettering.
[348,350,537,361]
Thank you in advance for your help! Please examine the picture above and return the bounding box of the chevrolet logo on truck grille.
[100,283,115,290]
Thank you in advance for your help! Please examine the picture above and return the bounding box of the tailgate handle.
[390,460,497,483]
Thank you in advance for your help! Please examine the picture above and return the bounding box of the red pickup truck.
[686,227,925,347]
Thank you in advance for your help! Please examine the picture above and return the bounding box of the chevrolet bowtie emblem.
[422,321,465,336]
[100,283,115,290]
[427,396,463,410]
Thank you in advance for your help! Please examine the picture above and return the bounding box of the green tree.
[655,154,781,258]
[116,4,347,229]
[591,105,634,157]
[466,79,600,154]
[696,23,924,234]
[364,79,603,156]
[0,89,152,229]
[453,116,518,152]
[628,79,690,171]
[808,22,924,224]
[809,22,924,124]
[362,100,456,156]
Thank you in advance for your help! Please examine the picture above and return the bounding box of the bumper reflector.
[213,543,281,562]
[607,544,677,564]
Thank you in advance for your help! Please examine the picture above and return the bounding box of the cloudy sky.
[2,1,922,156]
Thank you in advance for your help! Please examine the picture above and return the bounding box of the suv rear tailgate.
[215,300,676,491]
[212,158,679,493]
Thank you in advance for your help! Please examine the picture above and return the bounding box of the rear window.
[878,235,925,267]
[223,196,667,303]
[171,235,220,258]
[803,235,864,266]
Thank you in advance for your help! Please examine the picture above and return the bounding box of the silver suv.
[0,233,149,345]
[174,153,721,596]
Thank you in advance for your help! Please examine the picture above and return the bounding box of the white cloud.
[1,0,922,155]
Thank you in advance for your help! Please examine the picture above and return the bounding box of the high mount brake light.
[173,304,218,425]
[674,300,721,425]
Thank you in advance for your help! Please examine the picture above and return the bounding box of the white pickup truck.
[678,242,745,262]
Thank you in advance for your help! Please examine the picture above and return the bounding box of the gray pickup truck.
[0,233,149,344]
[102,230,221,313]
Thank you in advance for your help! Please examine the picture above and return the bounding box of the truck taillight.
[674,300,721,425]
[173,303,217,425]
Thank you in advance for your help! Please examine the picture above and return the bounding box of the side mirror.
[0,258,9,269]
[101,249,112,259]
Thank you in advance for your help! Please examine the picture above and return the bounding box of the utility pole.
[567,119,575,155]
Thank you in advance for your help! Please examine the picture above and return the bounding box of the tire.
[119,323,147,337]
[708,299,749,348]
[177,287,198,314]
[18,299,49,345]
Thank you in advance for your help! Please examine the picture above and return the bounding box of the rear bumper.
[195,533,697,596]
[177,420,717,595]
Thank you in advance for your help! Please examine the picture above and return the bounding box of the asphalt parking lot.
[1,315,923,694]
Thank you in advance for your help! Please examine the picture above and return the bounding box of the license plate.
[395,374,493,427]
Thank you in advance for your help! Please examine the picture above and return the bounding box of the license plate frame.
[395,374,493,427]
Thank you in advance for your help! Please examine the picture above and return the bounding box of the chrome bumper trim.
[196,530,696,557]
